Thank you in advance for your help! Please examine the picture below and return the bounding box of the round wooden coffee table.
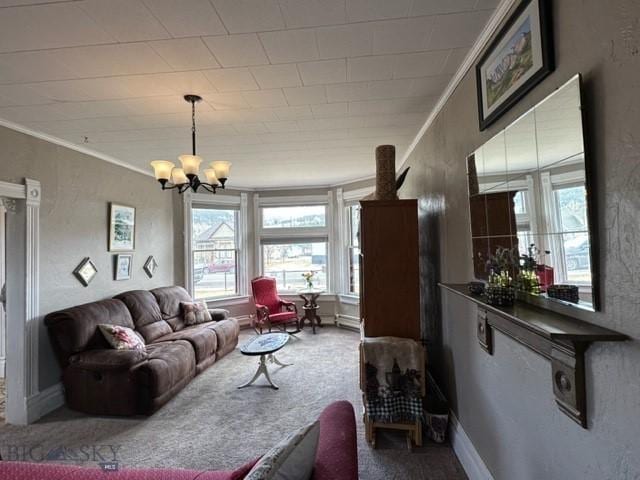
[237,333,292,390]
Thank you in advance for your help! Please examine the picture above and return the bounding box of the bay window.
[257,196,331,293]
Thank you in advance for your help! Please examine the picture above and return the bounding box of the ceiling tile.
[250,64,301,89]
[206,92,250,110]
[327,79,415,102]
[271,105,313,120]
[0,104,70,122]
[259,29,319,64]
[278,0,346,28]
[298,59,346,86]
[310,102,348,118]
[232,122,269,134]
[126,71,216,97]
[346,0,412,22]
[408,75,452,97]
[315,23,373,59]
[409,0,477,16]
[203,68,259,92]
[392,50,450,79]
[347,55,394,82]
[50,43,171,78]
[242,89,288,108]
[78,0,170,42]
[0,50,78,84]
[264,120,300,133]
[212,0,284,33]
[426,10,492,50]
[348,97,431,115]
[142,0,227,37]
[475,0,500,9]
[0,3,114,53]
[442,47,470,74]
[282,85,327,105]
[371,17,434,55]
[148,38,221,70]
[202,34,269,67]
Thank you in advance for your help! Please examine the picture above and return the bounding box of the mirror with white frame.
[467,74,598,311]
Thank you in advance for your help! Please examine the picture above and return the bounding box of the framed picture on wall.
[73,257,98,287]
[143,255,158,278]
[476,0,554,130]
[114,254,133,281]
[109,203,136,251]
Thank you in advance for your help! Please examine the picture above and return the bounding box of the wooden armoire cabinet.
[359,199,420,340]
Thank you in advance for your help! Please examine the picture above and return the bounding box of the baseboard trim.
[26,382,64,423]
[449,412,494,480]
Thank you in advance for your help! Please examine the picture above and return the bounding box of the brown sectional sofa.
[45,286,240,416]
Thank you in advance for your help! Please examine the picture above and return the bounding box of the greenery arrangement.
[482,243,551,306]
[301,271,315,289]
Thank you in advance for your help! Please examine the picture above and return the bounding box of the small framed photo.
[73,257,98,287]
[476,0,554,130]
[109,203,136,252]
[114,254,133,281]
[143,255,158,278]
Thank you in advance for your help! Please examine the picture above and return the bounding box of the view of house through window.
[262,241,327,291]
[191,207,238,299]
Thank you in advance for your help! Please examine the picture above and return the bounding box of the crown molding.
[0,117,153,178]
[397,0,518,172]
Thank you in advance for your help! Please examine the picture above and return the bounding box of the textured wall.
[0,126,176,391]
[401,1,640,478]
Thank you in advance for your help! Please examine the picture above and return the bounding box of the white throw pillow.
[245,421,320,480]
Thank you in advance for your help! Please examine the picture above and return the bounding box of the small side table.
[297,288,324,334]
[238,333,292,390]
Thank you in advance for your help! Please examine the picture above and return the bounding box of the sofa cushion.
[99,324,146,352]
[114,290,173,343]
[151,286,193,331]
[45,299,135,366]
[137,340,196,399]
[68,348,147,372]
[245,421,320,480]
[154,323,218,365]
[210,318,240,354]
[182,300,213,326]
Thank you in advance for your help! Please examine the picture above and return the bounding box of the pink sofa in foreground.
[0,401,358,480]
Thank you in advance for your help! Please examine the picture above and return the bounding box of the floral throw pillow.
[98,324,145,352]
[244,421,320,480]
[181,301,213,326]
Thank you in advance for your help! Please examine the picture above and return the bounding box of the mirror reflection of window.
[467,75,596,310]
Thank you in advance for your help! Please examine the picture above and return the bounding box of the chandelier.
[150,94,231,194]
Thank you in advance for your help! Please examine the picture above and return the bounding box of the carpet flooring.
[0,326,467,479]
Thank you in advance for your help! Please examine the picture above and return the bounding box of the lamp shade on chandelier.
[150,95,231,194]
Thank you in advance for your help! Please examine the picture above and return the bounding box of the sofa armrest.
[312,401,358,480]
[208,308,229,321]
[68,348,147,372]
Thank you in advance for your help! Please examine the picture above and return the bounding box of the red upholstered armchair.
[251,276,299,334]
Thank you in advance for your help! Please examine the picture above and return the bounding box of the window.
[553,184,590,284]
[258,200,330,292]
[347,205,361,294]
[262,205,326,228]
[262,241,327,291]
[191,206,238,299]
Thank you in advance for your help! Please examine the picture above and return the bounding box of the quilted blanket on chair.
[361,336,424,423]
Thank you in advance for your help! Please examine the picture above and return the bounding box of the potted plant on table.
[301,271,315,289]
